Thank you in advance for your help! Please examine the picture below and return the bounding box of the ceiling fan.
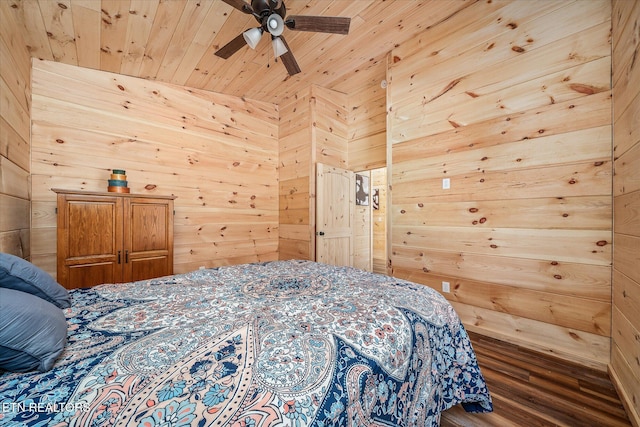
[215,0,351,75]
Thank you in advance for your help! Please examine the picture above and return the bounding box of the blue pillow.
[0,253,70,309]
[0,288,68,372]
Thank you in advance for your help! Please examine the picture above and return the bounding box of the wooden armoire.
[53,189,175,289]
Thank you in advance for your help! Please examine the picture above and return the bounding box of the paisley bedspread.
[0,260,492,426]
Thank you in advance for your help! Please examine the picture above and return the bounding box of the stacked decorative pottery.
[108,169,130,193]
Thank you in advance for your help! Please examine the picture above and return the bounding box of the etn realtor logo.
[2,401,90,414]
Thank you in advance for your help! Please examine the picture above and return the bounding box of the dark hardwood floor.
[441,331,632,427]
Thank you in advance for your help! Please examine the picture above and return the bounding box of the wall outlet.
[199,266,206,270]
[442,178,450,189]
[442,281,450,293]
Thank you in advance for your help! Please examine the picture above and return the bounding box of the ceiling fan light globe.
[243,27,263,49]
[272,36,288,57]
[266,14,285,36]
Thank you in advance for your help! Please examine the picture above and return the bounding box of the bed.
[0,259,492,426]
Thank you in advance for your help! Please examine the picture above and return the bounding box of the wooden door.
[57,193,123,288]
[315,163,354,267]
[123,197,174,282]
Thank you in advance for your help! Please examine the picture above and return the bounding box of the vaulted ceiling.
[6,0,471,104]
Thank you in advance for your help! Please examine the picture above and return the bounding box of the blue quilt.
[0,260,492,426]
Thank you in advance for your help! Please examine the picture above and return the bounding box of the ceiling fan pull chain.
[267,37,271,68]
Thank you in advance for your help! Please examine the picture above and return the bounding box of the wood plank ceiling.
[7,0,470,104]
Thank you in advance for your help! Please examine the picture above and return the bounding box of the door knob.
[318,231,325,236]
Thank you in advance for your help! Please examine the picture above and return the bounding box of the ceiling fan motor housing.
[251,0,286,19]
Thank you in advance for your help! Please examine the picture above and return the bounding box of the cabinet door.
[123,197,173,282]
[57,194,124,288]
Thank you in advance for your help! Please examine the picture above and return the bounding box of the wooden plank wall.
[611,1,640,425]
[387,0,612,370]
[30,60,279,276]
[313,86,349,170]
[0,2,31,258]
[278,85,348,261]
[279,87,312,260]
[340,61,387,172]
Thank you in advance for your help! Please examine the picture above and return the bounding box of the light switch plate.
[442,178,450,189]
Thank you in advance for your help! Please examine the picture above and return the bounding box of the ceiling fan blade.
[215,33,247,59]
[221,0,254,14]
[278,37,301,75]
[285,15,350,34]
